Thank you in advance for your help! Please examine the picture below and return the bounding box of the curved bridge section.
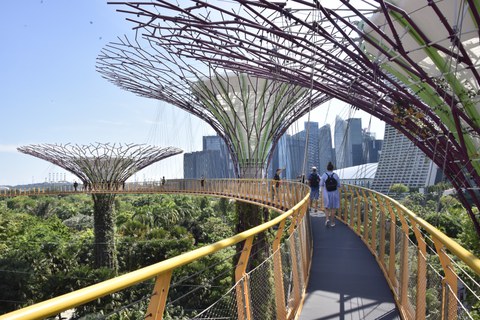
[0,180,479,319]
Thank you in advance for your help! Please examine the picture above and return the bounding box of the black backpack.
[325,172,338,191]
[310,173,320,187]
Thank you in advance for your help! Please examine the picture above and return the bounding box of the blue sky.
[0,1,384,186]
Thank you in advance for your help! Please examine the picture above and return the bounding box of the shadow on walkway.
[299,210,401,320]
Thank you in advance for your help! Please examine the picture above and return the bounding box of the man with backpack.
[308,166,321,212]
[321,162,341,227]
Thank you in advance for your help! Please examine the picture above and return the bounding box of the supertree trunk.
[92,193,118,271]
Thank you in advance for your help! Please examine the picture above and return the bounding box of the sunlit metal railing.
[0,179,312,320]
[339,185,480,320]
[1,181,479,319]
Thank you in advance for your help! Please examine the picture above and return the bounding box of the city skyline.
[0,1,384,186]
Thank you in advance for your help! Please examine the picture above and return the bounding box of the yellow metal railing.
[339,185,480,320]
[1,181,480,319]
[0,179,312,320]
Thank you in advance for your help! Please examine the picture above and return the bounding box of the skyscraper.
[184,135,234,179]
[347,118,363,166]
[363,131,383,163]
[372,124,439,194]
[334,116,348,169]
[318,124,334,172]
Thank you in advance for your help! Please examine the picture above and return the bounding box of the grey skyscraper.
[335,117,364,168]
[285,133,305,179]
[184,135,234,179]
[372,124,438,194]
[318,124,334,172]
[347,118,363,166]
[363,131,383,163]
[334,116,348,169]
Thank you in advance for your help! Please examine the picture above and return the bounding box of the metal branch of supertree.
[104,0,480,234]
[97,34,331,177]
[17,143,183,189]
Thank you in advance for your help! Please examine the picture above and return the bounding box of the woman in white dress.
[320,162,341,227]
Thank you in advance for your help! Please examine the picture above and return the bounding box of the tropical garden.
[0,193,238,318]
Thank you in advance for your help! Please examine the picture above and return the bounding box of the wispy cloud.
[0,144,19,153]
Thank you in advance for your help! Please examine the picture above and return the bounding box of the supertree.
[97,38,330,297]
[97,36,330,178]
[103,0,480,237]
[18,143,183,270]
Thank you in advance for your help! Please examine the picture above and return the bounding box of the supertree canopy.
[17,143,183,188]
[18,142,183,269]
[97,37,330,177]
[102,0,480,236]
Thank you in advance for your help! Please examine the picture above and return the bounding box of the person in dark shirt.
[308,167,321,212]
[272,168,282,200]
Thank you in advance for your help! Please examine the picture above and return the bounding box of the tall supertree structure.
[104,0,480,237]
[18,143,183,270]
[97,38,330,287]
[97,37,330,178]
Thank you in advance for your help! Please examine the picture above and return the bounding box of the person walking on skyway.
[321,162,341,227]
[272,168,282,200]
[308,167,321,212]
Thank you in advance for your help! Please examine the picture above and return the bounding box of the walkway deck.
[299,210,401,320]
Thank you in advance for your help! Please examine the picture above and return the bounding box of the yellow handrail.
[367,187,480,275]
[339,184,480,320]
[0,179,311,320]
[2,181,480,320]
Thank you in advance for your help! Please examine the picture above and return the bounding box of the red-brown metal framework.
[99,1,480,236]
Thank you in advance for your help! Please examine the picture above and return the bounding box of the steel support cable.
[299,8,321,177]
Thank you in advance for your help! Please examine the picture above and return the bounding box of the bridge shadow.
[299,210,401,320]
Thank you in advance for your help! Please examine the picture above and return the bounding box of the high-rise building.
[363,131,383,163]
[286,133,305,179]
[372,124,439,194]
[184,135,234,179]
[318,124,334,172]
[334,116,348,169]
[347,118,363,166]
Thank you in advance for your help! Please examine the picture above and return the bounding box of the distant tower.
[18,143,182,270]
[334,116,348,169]
[372,125,438,194]
[347,118,363,166]
[319,124,334,172]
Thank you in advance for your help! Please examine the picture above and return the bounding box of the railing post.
[288,210,302,312]
[369,192,377,254]
[145,271,173,320]
[411,220,427,320]
[376,193,387,266]
[355,188,362,234]
[235,236,253,320]
[432,238,458,320]
[385,200,397,289]
[273,219,287,320]
[349,186,355,227]
[361,189,369,243]
[398,208,412,318]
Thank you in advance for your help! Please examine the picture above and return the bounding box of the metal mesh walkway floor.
[299,210,401,320]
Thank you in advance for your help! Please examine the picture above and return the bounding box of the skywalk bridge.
[0,179,479,320]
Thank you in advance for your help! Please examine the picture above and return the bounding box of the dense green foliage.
[0,194,236,318]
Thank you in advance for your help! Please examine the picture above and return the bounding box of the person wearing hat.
[308,166,321,211]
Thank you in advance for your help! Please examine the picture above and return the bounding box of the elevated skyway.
[0,179,479,320]
[301,210,400,319]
